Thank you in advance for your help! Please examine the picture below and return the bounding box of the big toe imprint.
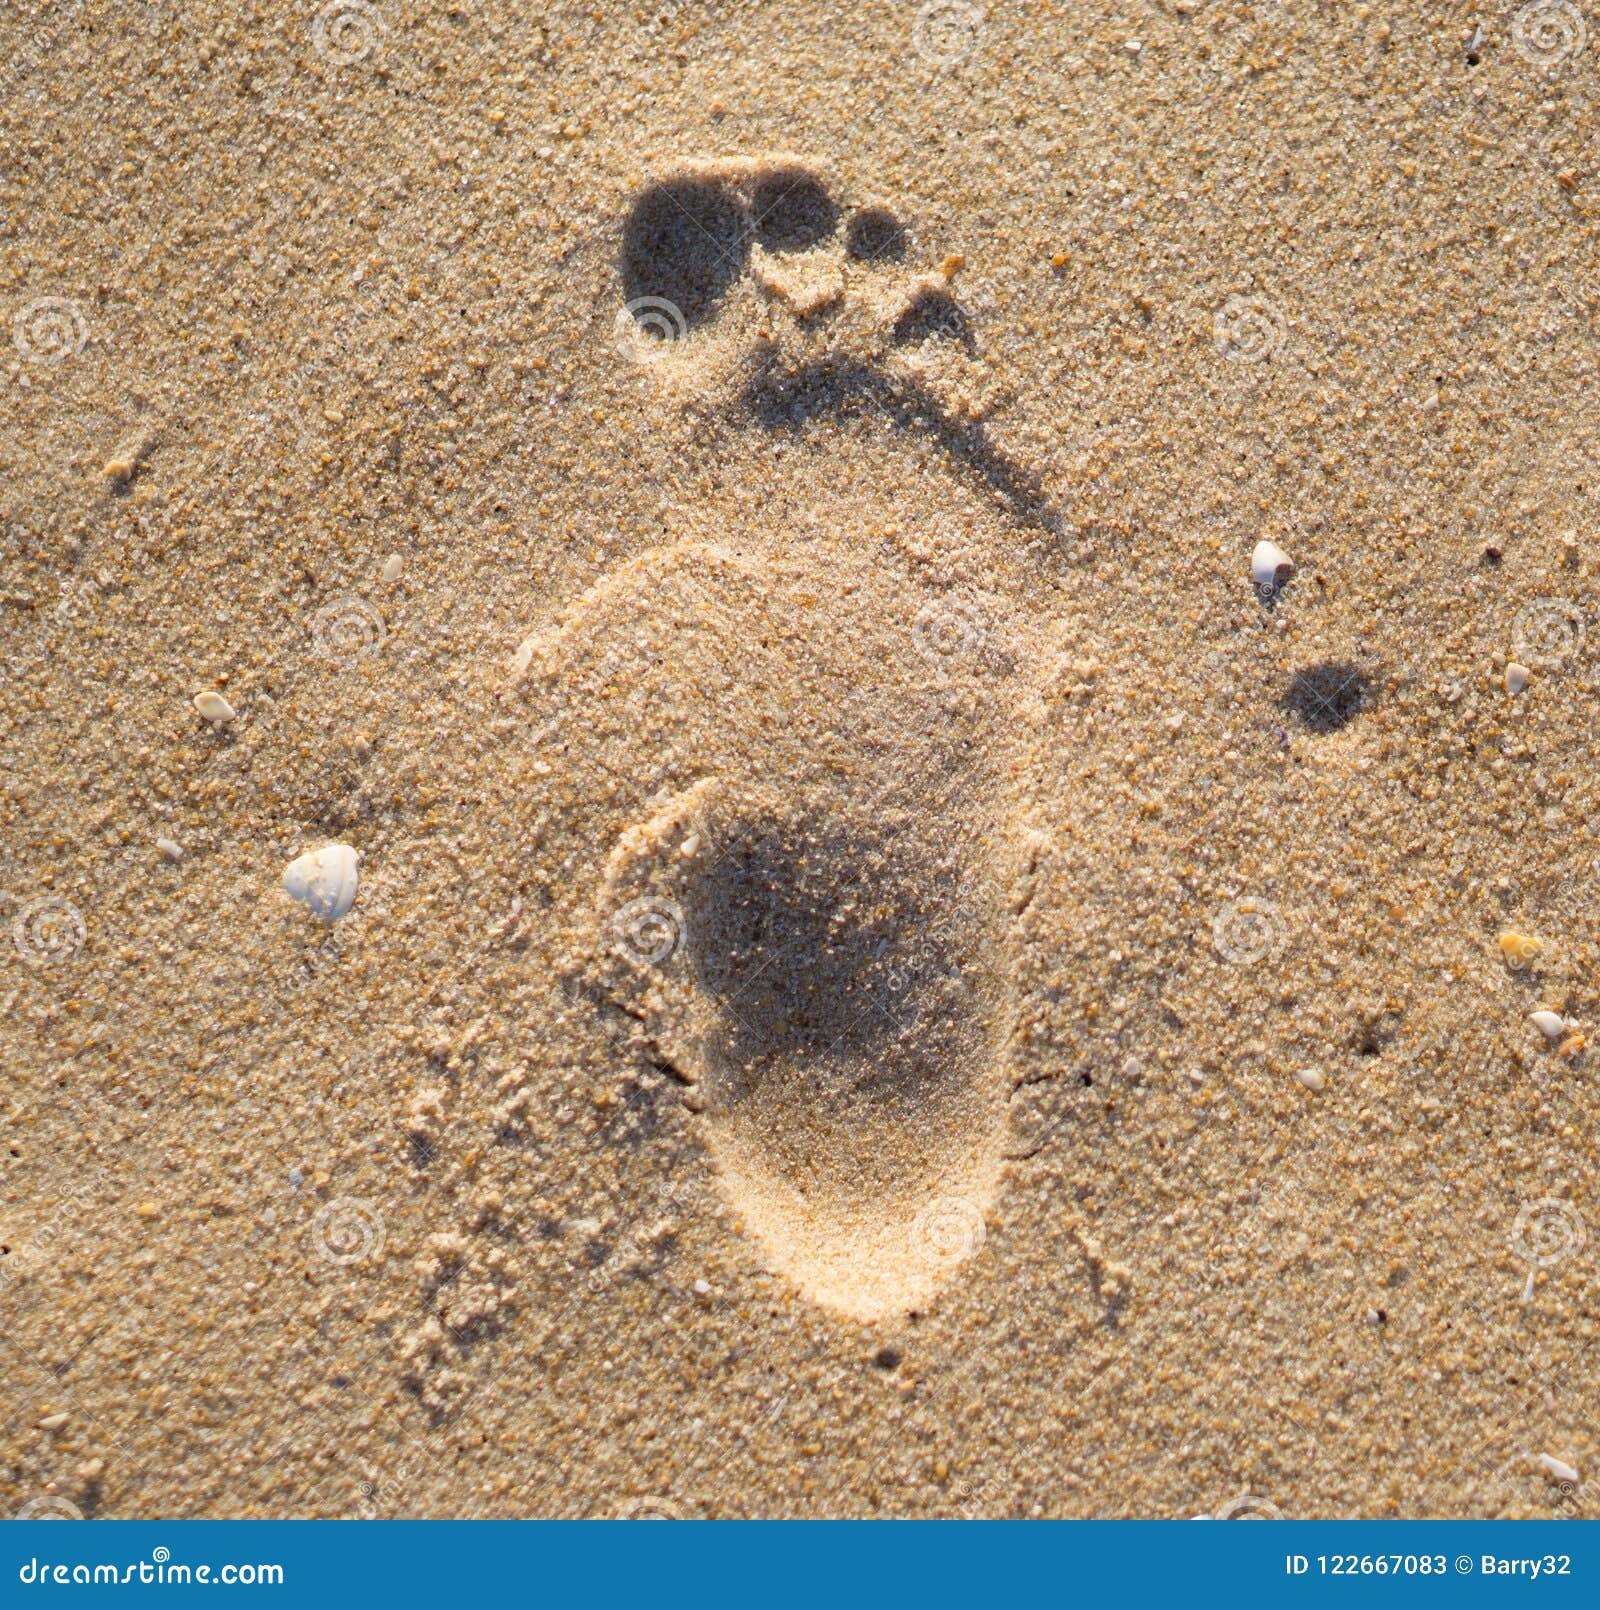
[603,774,1014,1323]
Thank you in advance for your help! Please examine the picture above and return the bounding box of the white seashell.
[193,691,235,724]
[1536,1453,1579,1486]
[156,837,183,862]
[282,843,359,922]
[381,554,403,584]
[1506,661,1530,694]
[1530,1010,1565,1040]
[1251,540,1293,592]
[1295,1068,1325,1092]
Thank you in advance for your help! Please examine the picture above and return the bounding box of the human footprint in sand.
[513,536,1043,1322]
[502,159,1073,1321]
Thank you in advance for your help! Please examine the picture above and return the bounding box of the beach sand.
[2,0,1598,1518]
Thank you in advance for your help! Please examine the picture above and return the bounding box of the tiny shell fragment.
[1530,1010,1565,1040]
[193,691,235,724]
[1536,1453,1579,1486]
[1251,540,1293,592]
[1506,661,1530,694]
[282,843,359,922]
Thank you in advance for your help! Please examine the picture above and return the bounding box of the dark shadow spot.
[736,355,1059,534]
[681,812,984,1102]
[1285,661,1371,733]
[873,1347,902,1370]
[620,178,750,329]
[846,207,907,262]
[891,285,971,349]
[750,168,838,253]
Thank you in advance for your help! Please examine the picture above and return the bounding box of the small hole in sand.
[846,207,907,262]
[873,1347,902,1370]
[1284,661,1371,733]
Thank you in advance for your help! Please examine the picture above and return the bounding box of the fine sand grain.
[2,1,1598,1519]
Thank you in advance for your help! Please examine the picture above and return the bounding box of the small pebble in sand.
[1250,540,1293,593]
[1505,661,1530,695]
[1530,1010,1565,1040]
[1499,929,1541,967]
[156,837,183,862]
[382,554,403,583]
[37,1412,70,1431]
[1536,1453,1579,1486]
[193,690,235,724]
[282,843,360,923]
[1295,1068,1326,1092]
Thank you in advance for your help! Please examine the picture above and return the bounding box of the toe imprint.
[615,155,1059,532]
